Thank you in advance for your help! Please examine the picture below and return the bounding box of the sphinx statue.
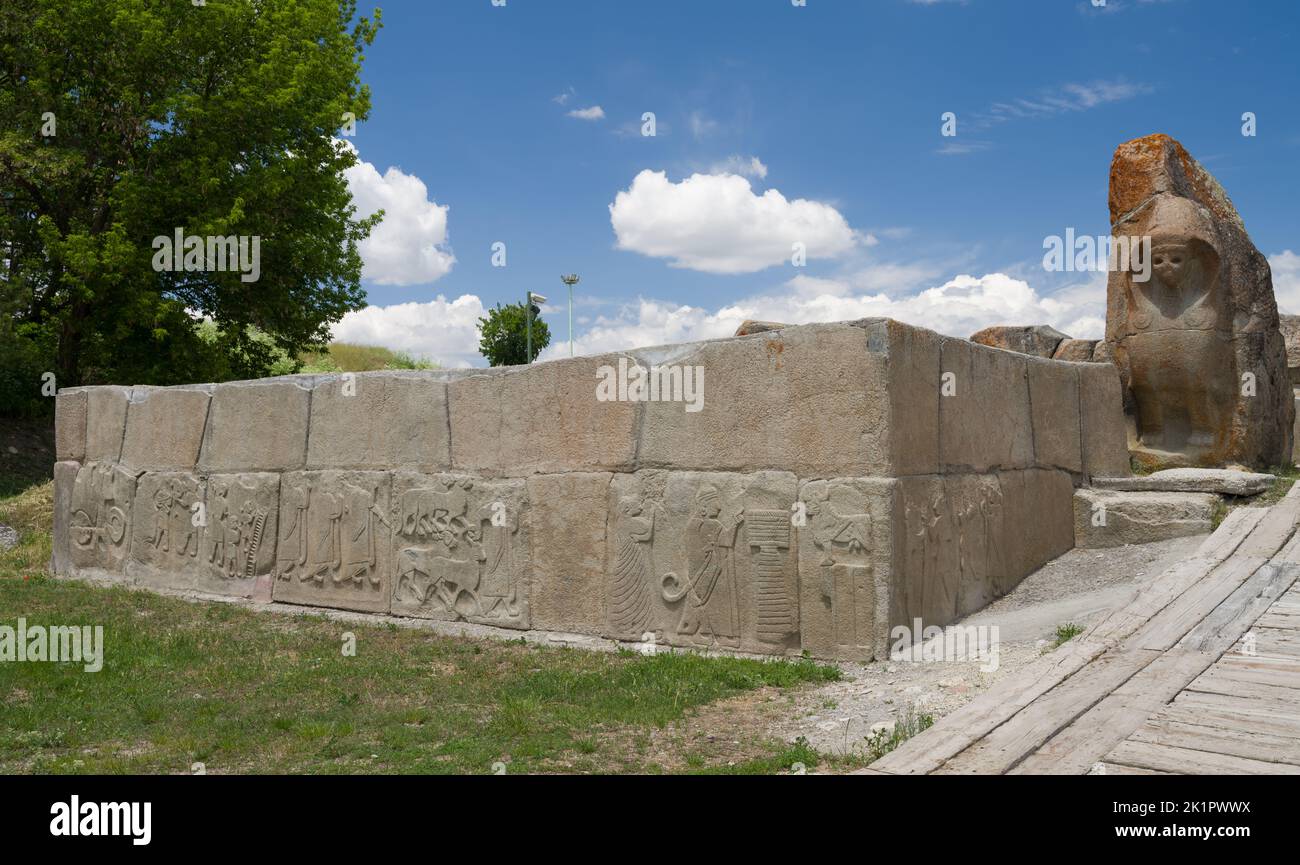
[1101,134,1293,470]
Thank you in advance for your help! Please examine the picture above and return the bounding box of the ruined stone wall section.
[50,319,1129,660]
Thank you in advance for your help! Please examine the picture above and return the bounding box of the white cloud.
[331,269,1107,368]
[935,141,992,156]
[539,271,1107,360]
[567,105,605,121]
[968,79,1153,131]
[609,169,860,274]
[709,155,768,179]
[689,110,720,140]
[330,294,486,368]
[343,145,455,286]
[1271,250,1300,314]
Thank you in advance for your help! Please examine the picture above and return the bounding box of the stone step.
[1074,488,1220,549]
[1091,468,1275,497]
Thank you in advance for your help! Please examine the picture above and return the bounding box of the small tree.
[477,302,549,366]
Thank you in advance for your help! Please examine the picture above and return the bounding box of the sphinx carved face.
[1151,242,1195,291]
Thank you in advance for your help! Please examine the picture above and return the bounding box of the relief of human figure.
[341,484,389,586]
[663,486,742,645]
[148,484,174,553]
[475,499,521,620]
[277,482,311,581]
[208,484,230,572]
[609,496,657,638]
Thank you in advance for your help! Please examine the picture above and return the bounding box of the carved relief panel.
[606,470,799,653]
[68,462,136,574]
[129,472,280,596]
[389,472,530,629]
[898,474,1011,629]
[274,471,392,613]
[797,478,893,660]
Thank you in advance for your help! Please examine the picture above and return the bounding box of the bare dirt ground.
[768,534,1208,761]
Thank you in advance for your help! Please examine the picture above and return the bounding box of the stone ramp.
[865,485,1300,775]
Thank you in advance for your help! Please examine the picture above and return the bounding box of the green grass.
[1209,463,1300,530]
[864,705,934,762]
[1249,463,1300,508]
[1051,622,1085,649]
[0,446,850,774]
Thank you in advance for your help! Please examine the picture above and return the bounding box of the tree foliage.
[478,301,550,367]
[0,0,383,412]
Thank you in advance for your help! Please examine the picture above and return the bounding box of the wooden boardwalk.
[865,485,1300,775]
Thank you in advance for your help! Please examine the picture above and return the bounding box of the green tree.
[0,0,383,405]
[478,301,549,366]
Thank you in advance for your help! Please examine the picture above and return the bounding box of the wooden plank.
[1218,653,1300,675]
[1177,562,1300,655]
[1106,739,1300,775]
[1173,687,1300,716]
[1019,531,1300,774]
[1255,612,1300,630]
[1188,669,1300,703]
[936,649,1160,774]
[1235,492,1300,558]
[1131,555,1268,652]
[869,498,1296,776]
[1157,702,1300,741]
[1084,510,1267,646]
[1201,661,1300,690]
[1012,692,1163,775]
[1129,718,1300,765]
[1096,762,1172,775]
[868,640,1103,774]
[1015,650,1212,775]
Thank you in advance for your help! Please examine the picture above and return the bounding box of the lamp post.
[560,274,580,357]
[526,291,547,364]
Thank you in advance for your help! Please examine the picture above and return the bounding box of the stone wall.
[51,318,1128,660]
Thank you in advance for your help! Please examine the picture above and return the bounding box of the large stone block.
[51,460,80,575]
[308,373,450,470]
[605,470,800,654]
[200,381,309,472]
[85,386,130,462]
[121,387,211,470]
[1102,133,1293,469]
[897,475,960,627]
[1052,339,1099,363]
[1073,488,1216,548]
[1027,357,1082,473]
[998,468,1075,588]
[1294,393,1300,465]
[797,477,896,661]
[636,324,891,476]
[970,324,1068,358]
[127,471,279,598]
[896,468,1073,629]
[55,391,87,461]
[272,471,392,613]
[449,356,638,476]
[66,462,136,576]
[859,319,942,476]
[1079,362,1131,477]
[389,472,529,628]
[939,338,1034,472]
[527,472,612,634]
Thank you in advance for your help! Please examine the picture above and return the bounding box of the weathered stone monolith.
[1101,133,1293,470]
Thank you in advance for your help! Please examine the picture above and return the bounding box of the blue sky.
[332,0,1300,366]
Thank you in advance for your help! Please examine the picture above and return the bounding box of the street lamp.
[526,291,547,364]
[560,274,580,357]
